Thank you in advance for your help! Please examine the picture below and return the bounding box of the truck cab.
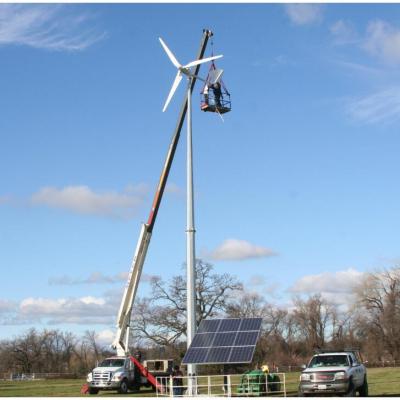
[86,356,173,395]
[87,357,134,394]
[298,350,368,396]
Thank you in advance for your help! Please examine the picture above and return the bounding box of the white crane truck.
[85,29,215,395]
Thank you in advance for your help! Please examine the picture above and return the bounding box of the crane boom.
[112,29,214,356]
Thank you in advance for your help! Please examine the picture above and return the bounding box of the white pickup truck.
[298,350,368,396]
[86,356,173,394]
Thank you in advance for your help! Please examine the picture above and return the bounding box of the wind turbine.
[159,37,222,384]
[159,37,222,112]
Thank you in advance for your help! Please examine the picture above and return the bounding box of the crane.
[111,29,214,357]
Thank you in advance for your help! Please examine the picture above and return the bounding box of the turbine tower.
[159,37,222,379]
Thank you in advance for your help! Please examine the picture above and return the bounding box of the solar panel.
[190,332,216,347]
[219,318,241,332]
[197,319,220,333]
[183,347,208,364]
[230,346,255,363]
[182,317,262,365]
[239,317,262,331]
[207,347,231,363]
[235,331,259,346]
[213,332,236,346]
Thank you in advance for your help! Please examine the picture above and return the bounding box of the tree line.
[1,261,399,375]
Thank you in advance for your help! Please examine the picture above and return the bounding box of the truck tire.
[118,379,129,394]
[359,377,368,397]
[89,388,99,395]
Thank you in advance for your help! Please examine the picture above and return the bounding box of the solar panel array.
[182,318,262,365]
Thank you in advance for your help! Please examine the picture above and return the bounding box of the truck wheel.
[118,379,129,394]
[359,377,368,397]
[132,383,141,391]
[89,388,99,395]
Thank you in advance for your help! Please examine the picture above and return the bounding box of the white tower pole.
[186,77,197,378]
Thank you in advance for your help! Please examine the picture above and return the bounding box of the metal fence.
[156,372,286,397]
[1,372,78,381]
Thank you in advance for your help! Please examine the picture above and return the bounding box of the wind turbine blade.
[162,71,183,112]
[159,37,181,69]
[184,54,223,69]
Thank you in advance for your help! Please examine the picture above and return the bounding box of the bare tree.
[292,294,336,352]
[0,329,79,374]
[226,292,287,335]
[354,267,400,361]
[132,259,242,345]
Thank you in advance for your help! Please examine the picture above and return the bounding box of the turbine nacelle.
[159,37,223,112]
[179,66,193,77]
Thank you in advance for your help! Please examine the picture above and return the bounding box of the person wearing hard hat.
[261,365,269,374]
[203,84,209,105]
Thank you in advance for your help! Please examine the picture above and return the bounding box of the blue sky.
[1,3,400,344]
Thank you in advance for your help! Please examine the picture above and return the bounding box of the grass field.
[0,367,399,397]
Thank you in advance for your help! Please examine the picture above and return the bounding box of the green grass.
[0,380,155,397]
[1,367,399,397]
[0,380,85,397]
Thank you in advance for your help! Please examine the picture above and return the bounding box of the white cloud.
[334,60,381,76]
[96,329,115,346]
[49,271,157,285]
[0,4,106,51]
[79,296,105,305]
[330,20,358,45]
[363,20,400,65]
[13,295,117,325]
[347,86,400,124]
[0,299,17,314]
[289,268,364,295]
[205,239,277,261]
[248,274,267,287]
[287,269,366,310]
[165,183,184,196]
[0,195,13,205]
[31,185,147,219]
[284,4,322,26]
[330,19,400,66]
[49,272,122,286]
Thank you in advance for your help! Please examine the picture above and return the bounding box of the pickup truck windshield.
[99,359,125,367]
[309,355,349,368]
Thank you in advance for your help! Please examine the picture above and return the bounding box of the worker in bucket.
[211,81,222,107]
[203,84,209,105]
